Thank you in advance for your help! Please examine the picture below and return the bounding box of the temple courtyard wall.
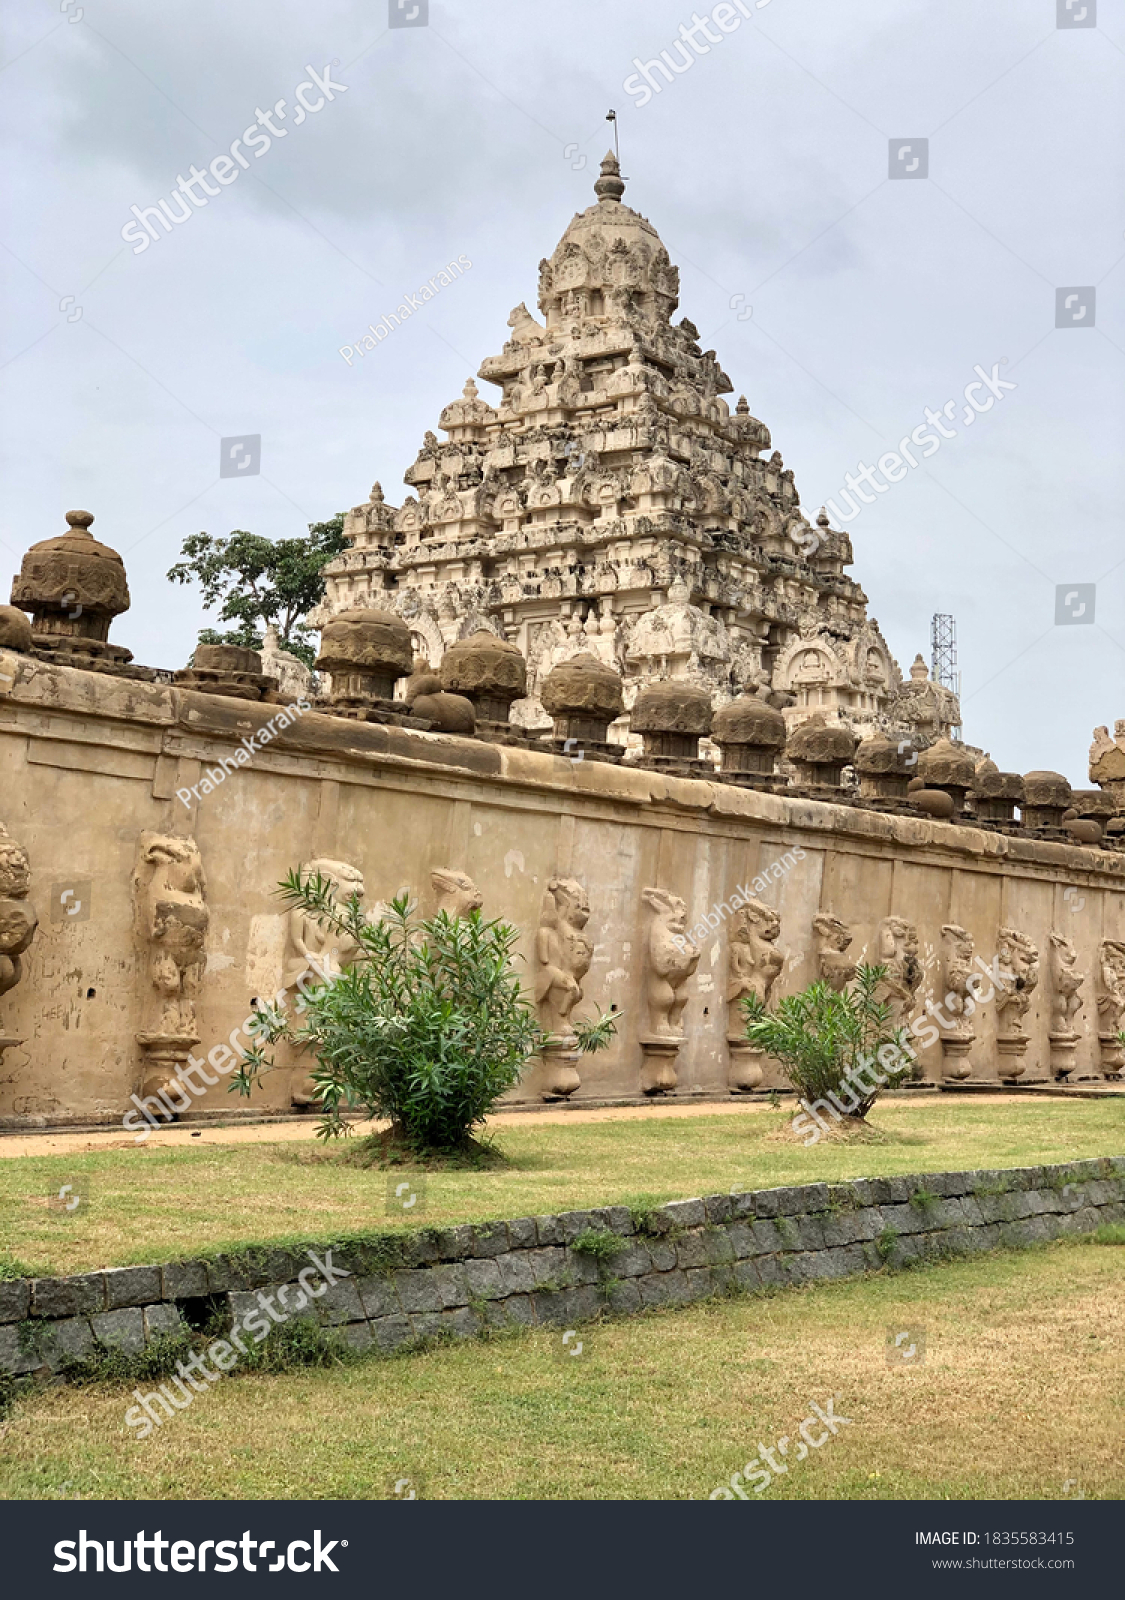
[1,647,1124,1128]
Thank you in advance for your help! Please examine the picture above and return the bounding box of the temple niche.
[312,154,958,749]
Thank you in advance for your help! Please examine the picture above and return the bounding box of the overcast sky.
[2,0,1122,783]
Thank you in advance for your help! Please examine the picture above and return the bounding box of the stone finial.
[439,630,527,728]
[176,642,274,702]
[594,150,625,204]
[969,760,1024,824]
[631,680,713,765]
[540,651,624,746]
[785,713,858,789]
[11,509,132,662]
[909,654,929,682]
[711,693,786,777]
[735,395,749,415]
[316,608,414,707]
[1021,770,1072,831]
[915,737,975,813]
[0,605,33,653]
[855,735,915,799]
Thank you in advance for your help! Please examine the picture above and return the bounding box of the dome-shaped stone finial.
[735,395,749,415]
[711,694,786,780]
[370,482,384,503]
[10,507,132,664]
[594,150,625,204]
[440,629,527,729]
[915,737,975,816]
[316,608,414,713]
[785,713,858,790]
[462,378,479,399]
[1021,770,1072,832]
[817,506,831,529]
[541,651,625,750]
[909,653,929,682]
[631,680,713,769]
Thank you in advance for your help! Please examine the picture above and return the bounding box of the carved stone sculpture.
[1095,939,1125,1077]
[10,509,132,666]
[813,913,856,992]
[640,887,699,1093]
[534,876,593,1099]
[937,924,977,1080]
[0,820,37,1065]
[994,928,1039,1079]
[874,916,922,1023]
[1048,931,1088,1081]
[725,900,784,1092]
[431,868,483,919]
[283,859,366,1107]
[874,915,925,1079]
[1089,721,1125,807]
[133,834,209,1109]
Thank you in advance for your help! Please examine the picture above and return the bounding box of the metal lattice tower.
[931,613,962,740]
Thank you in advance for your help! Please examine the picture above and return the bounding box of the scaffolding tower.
[931,613,962,741]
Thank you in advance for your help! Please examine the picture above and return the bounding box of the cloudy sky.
[2,0,1122,782]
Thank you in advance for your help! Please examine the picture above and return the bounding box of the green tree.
[167,514,348,668]
[232,872,617,1153]
[741,965,910,1121]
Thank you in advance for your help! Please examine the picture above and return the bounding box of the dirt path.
[0,1093,1027,1160]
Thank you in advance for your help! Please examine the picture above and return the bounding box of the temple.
[314,153,960,747]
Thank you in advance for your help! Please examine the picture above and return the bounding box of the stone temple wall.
[1,647,1124,1128]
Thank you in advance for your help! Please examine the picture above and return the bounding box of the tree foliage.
[167,514,348,667]
[741,965,910,1119]
[232,873,618,1152]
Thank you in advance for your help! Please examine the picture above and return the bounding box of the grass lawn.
[3,1099,1123,1277]
[0,1238,1120,1501]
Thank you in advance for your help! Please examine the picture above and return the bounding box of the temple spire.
[594,150,625,205]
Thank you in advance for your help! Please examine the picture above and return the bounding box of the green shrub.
[742,965,910,1120]
[233,875,616,1152]
[570,1228,625,1263]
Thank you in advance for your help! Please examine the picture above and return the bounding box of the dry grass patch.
[0,1240,1121,1501]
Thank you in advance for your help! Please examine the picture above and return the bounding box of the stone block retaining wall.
[2,1157,1122,1382]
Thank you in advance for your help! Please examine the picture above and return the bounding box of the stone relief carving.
[1095,938,1125,1077]
[726,900,784,1093]
[431,868,483,919]
[812,912,856,992]
[0,820,37,1063]
[640,888,699,1094]
[938,924,977,1081]
[533,876,593,1100]
[994,927,1039,1079]
[283,858,366,1108]
[133,834,209,1107]
[1048,931,1088,1081]
[874,916,923,1023]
